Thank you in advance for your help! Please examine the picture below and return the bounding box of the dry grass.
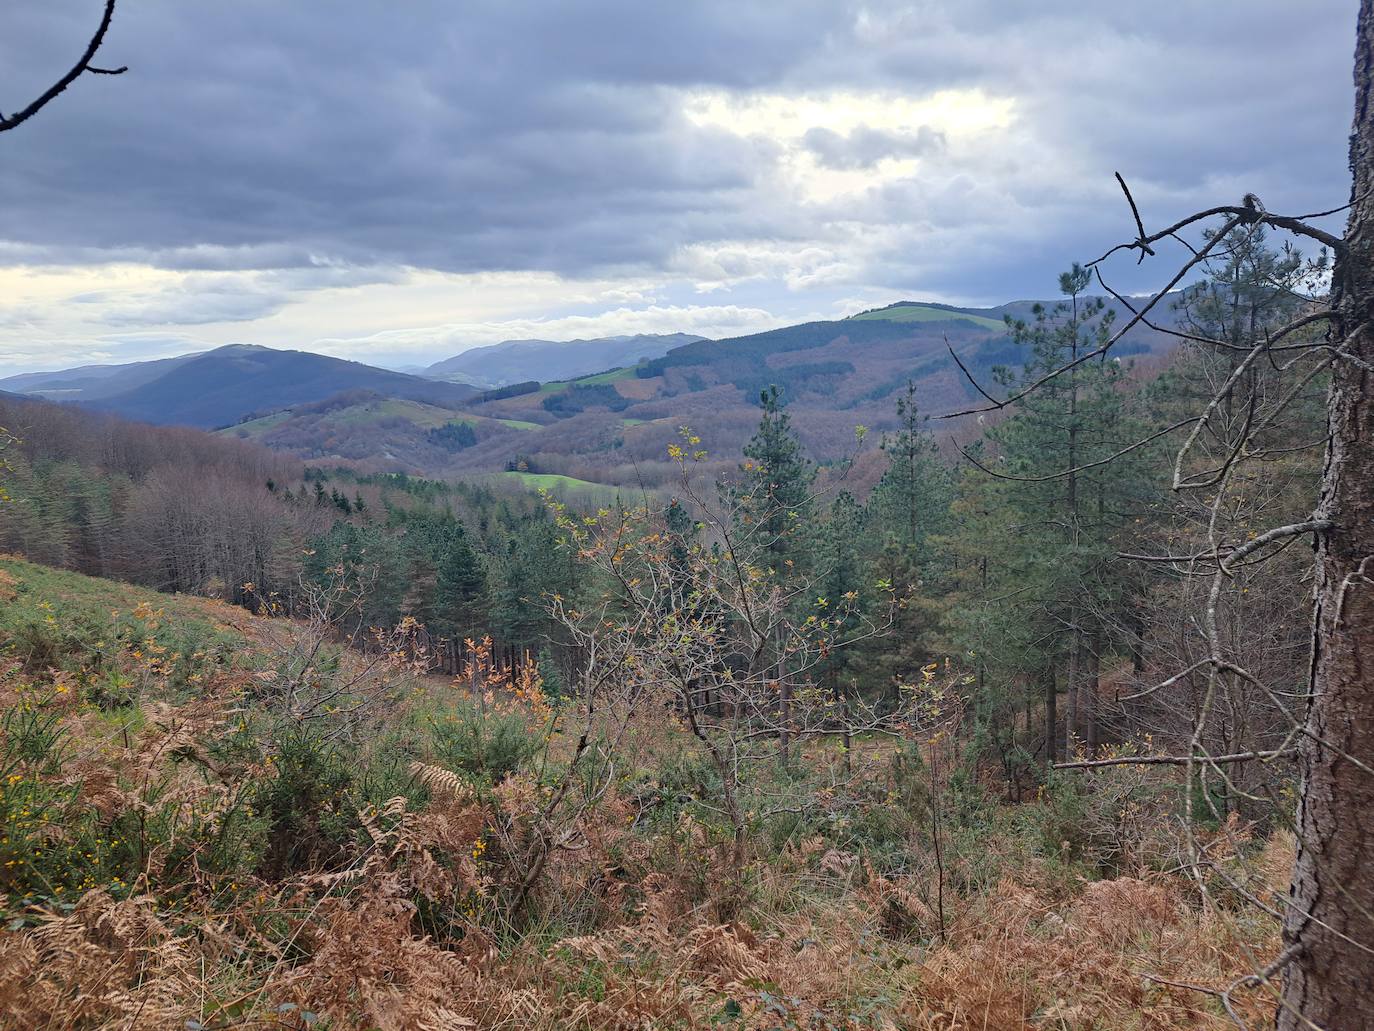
[0,557,1289,1030]
[0,738,1287,1031]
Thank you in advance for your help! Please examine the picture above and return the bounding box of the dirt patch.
[0,567,18,603]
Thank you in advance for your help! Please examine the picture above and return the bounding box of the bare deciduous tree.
[546,432,954,916]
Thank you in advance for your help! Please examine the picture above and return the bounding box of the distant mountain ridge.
[425,333,705,388]
[438,291,1184,484]
[1,293,1182,475]
[0,351,209,401]
[846,301,1008,330]
[2,345,478,430]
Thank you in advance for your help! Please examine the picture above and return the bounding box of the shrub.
[250,724,356,877]
[426,694,547,787]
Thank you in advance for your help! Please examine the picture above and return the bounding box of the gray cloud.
[0,0,1358,326]
[803,125,945,169]
[96,285,290,327]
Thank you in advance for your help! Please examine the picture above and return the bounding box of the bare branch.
[945,336,1004,407]
[1090,198,1344,265]
[0,1,126,134]
[939,214,1245,420]
[1220,519,1333,573]
[951,417,1193,483]
[1114,172,1155,263]
[1055,748,1296,770]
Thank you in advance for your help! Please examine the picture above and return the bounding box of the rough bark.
[1278,3,1374,1024]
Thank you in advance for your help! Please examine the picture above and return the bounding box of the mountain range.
[421,333,706,387]
[1,298,1180,487]
[0,344,477,430]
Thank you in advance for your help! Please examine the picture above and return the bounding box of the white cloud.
[680,88,1014,140]
[680,87,1014,202]
[0,260,795,372]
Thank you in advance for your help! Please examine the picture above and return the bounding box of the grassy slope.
[0,554,1284,1030]
[0,556,258,704]
[849,303,1005,331]
[539,365,639,394]
[224,410,293,436]
[0,557,248,651]
[224,398,538,441]
[495,471,622,499]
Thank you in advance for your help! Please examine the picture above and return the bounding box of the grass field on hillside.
[223,399,540,441]
[495,471,623,499]
[221,410,292,436]
[849,303,1005,331]
[539,365,639,393]
[0,555,255,696]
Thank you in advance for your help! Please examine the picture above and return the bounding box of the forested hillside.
[0,231,1335,1027]
[411,295,1177,490]
[1,1,1370,1027]
[0,393,576,668]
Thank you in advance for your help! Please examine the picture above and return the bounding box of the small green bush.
[426,696,545,787]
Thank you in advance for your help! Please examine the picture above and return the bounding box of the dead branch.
[940,214,1246,419]
[1,1,126,133]
[1054,748,1296,770]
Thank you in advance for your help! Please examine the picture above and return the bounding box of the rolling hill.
[3,294,1179,485]
[428,294,1180,489]
[221,389,536,468]
[424,333,705,388]
[0,350,209,401]
[3,344,478,429]
[847,301,1007,330]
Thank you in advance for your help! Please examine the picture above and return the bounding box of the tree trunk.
[841,682,852,777]
[1279,4,1374,1024]
[1065,635,1080,756]
[778,678,792,767]
[1044,665,1058,766]
[1084,637,1100,755]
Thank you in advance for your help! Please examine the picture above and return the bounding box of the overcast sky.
[0,1,1358,374]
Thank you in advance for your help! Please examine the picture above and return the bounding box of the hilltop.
[424,332,706,388]
[1,344,478,430]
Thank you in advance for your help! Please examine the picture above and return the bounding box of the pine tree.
[953,266,1148,762]
[845,386,958,701]
[433,521,488,643]
[816,491,866,700]
[869,381,954,573]
[730,385,816,574]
